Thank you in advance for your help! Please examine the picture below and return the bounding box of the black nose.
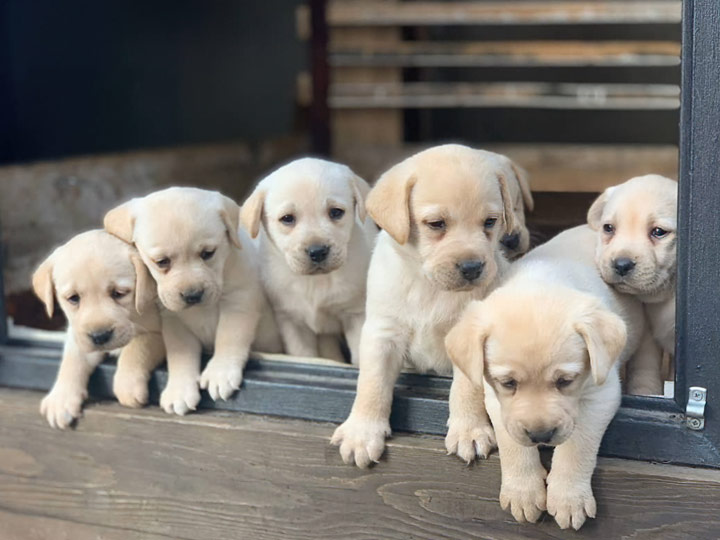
[526,428,557,444]
[89,328,114,346]
[501,233,520,251]
[613,257,636,277]
[181,289,204,305]
[457,260,485,282]
[307,244,330,263]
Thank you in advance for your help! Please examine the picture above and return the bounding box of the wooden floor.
[1,388,719,540]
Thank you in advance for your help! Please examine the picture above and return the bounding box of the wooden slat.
[330,81,680,110]
[331,40,682,68]
[329,1,682,27]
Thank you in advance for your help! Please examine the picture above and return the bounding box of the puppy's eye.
[111,289,129,300]
[67,294,80,305]
[279,214,296,225]
[200,248,216,260]
[484,217,498,229]
[426,219,446,231]
[155,257,171,269]
[329,208,345,220]
[555,377,574,390]
[650,227,669,239]
[500,378,517,390]
[603,223,615,235]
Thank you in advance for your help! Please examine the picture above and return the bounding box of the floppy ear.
[104,199,137,243]
[587,187,615,230]
[32,254,56,318]
[575,300,627,386]
[130,253,156,315]
[365,162,416,244]
[510,161,534,212]
[219,195,242,249]
[350,173,370,224]
[239,187,266,239]
[496,171,517,236]
[445,302,489,388]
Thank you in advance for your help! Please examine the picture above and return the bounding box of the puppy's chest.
[177,306,220,350]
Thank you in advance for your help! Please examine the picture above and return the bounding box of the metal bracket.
[686,386,707,430]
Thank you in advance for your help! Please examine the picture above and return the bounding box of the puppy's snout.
[457,260,485,282]
[306,244,330,264]
[88,328,114,346]
[525,428,557,445]
[612,257,636,277]
[501,233,520,251]
[180,288,205,306]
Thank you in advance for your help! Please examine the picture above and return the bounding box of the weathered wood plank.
[1,388,719,540]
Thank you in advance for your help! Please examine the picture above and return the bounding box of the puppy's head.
[32,230,156,353]
[588,174,677,299]
[367,144,514,291]
[240,158,369,275]
[104,187,241,312]
[446,287,626,447]
[496,155,534,259]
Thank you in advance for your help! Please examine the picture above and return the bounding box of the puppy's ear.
[104,200,137,243]
[575,300,627,386]
[510,161,534,212]
[366,162,416,244]
[219,195,242,249]
[240,187,266,239]
[130,253,156,315]
[587,186,615,230]
[496,171,517,236]
[350,173,370,224]
[32,254,56,318]
[445,302,489,388]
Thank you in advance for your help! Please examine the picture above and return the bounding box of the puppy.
[104,187,281,416]
[587,174,677,394]
[331,144,517,467]
[32,230,165,428]
[240,158,376,363]
[497,155,534,258]
[446,225,645,530]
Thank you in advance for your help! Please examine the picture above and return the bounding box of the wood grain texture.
[1,388,719,540]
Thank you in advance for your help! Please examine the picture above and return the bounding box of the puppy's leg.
[341,312,364,365]
[486,389,547,523]
[625,328,663,396]
[252,303,284,354]
[446,366,496,462]
[330,319,406,468]
[276,314,319,358]
[41,337,104,429]
[160,317,202,415]
[114,332,165,408]
[546,378,621,530]
[317,334,346,362]
[200,304,260,401]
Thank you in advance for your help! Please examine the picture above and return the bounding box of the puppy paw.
[500,471,547,523]
[40,385,87,429]
[546,474,596,530]
[445,417,496,463]
[330,415,391,468]
[199,356,244,401]
[113,369,149,408]
[160,376,201,415]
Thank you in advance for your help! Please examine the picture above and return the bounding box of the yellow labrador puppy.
[105,187,281,416]
[32,230,164,428]
[331,144,516,467]
[497,155,534,258]
[446,225,644,530]
[588,174,677,394]
[240,158,376,363]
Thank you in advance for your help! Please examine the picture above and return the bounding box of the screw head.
[688,418,702,429]
[691,390,704,401]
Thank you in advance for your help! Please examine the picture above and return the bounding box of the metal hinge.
[686,386,707,430]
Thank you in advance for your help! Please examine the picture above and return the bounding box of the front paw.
[199,356,244,401]
[330,415,391,468]
[40,385,87,429]
[160,376,201,415]
[113,369,149,408]
[546,473,596,530]
[500,470,547,523]
[445,416,496,463]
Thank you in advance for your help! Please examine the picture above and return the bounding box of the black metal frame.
[1,0,719,468]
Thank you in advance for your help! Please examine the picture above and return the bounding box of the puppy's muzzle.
[180,288,205,306]
[525,428,557,445]
[88,328,114,347]
[612,257,636,277]
[501,233,520,251]
[306,244,330,264]
[456,260,485,282]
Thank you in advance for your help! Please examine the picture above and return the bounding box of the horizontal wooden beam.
[329,1,682,27]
